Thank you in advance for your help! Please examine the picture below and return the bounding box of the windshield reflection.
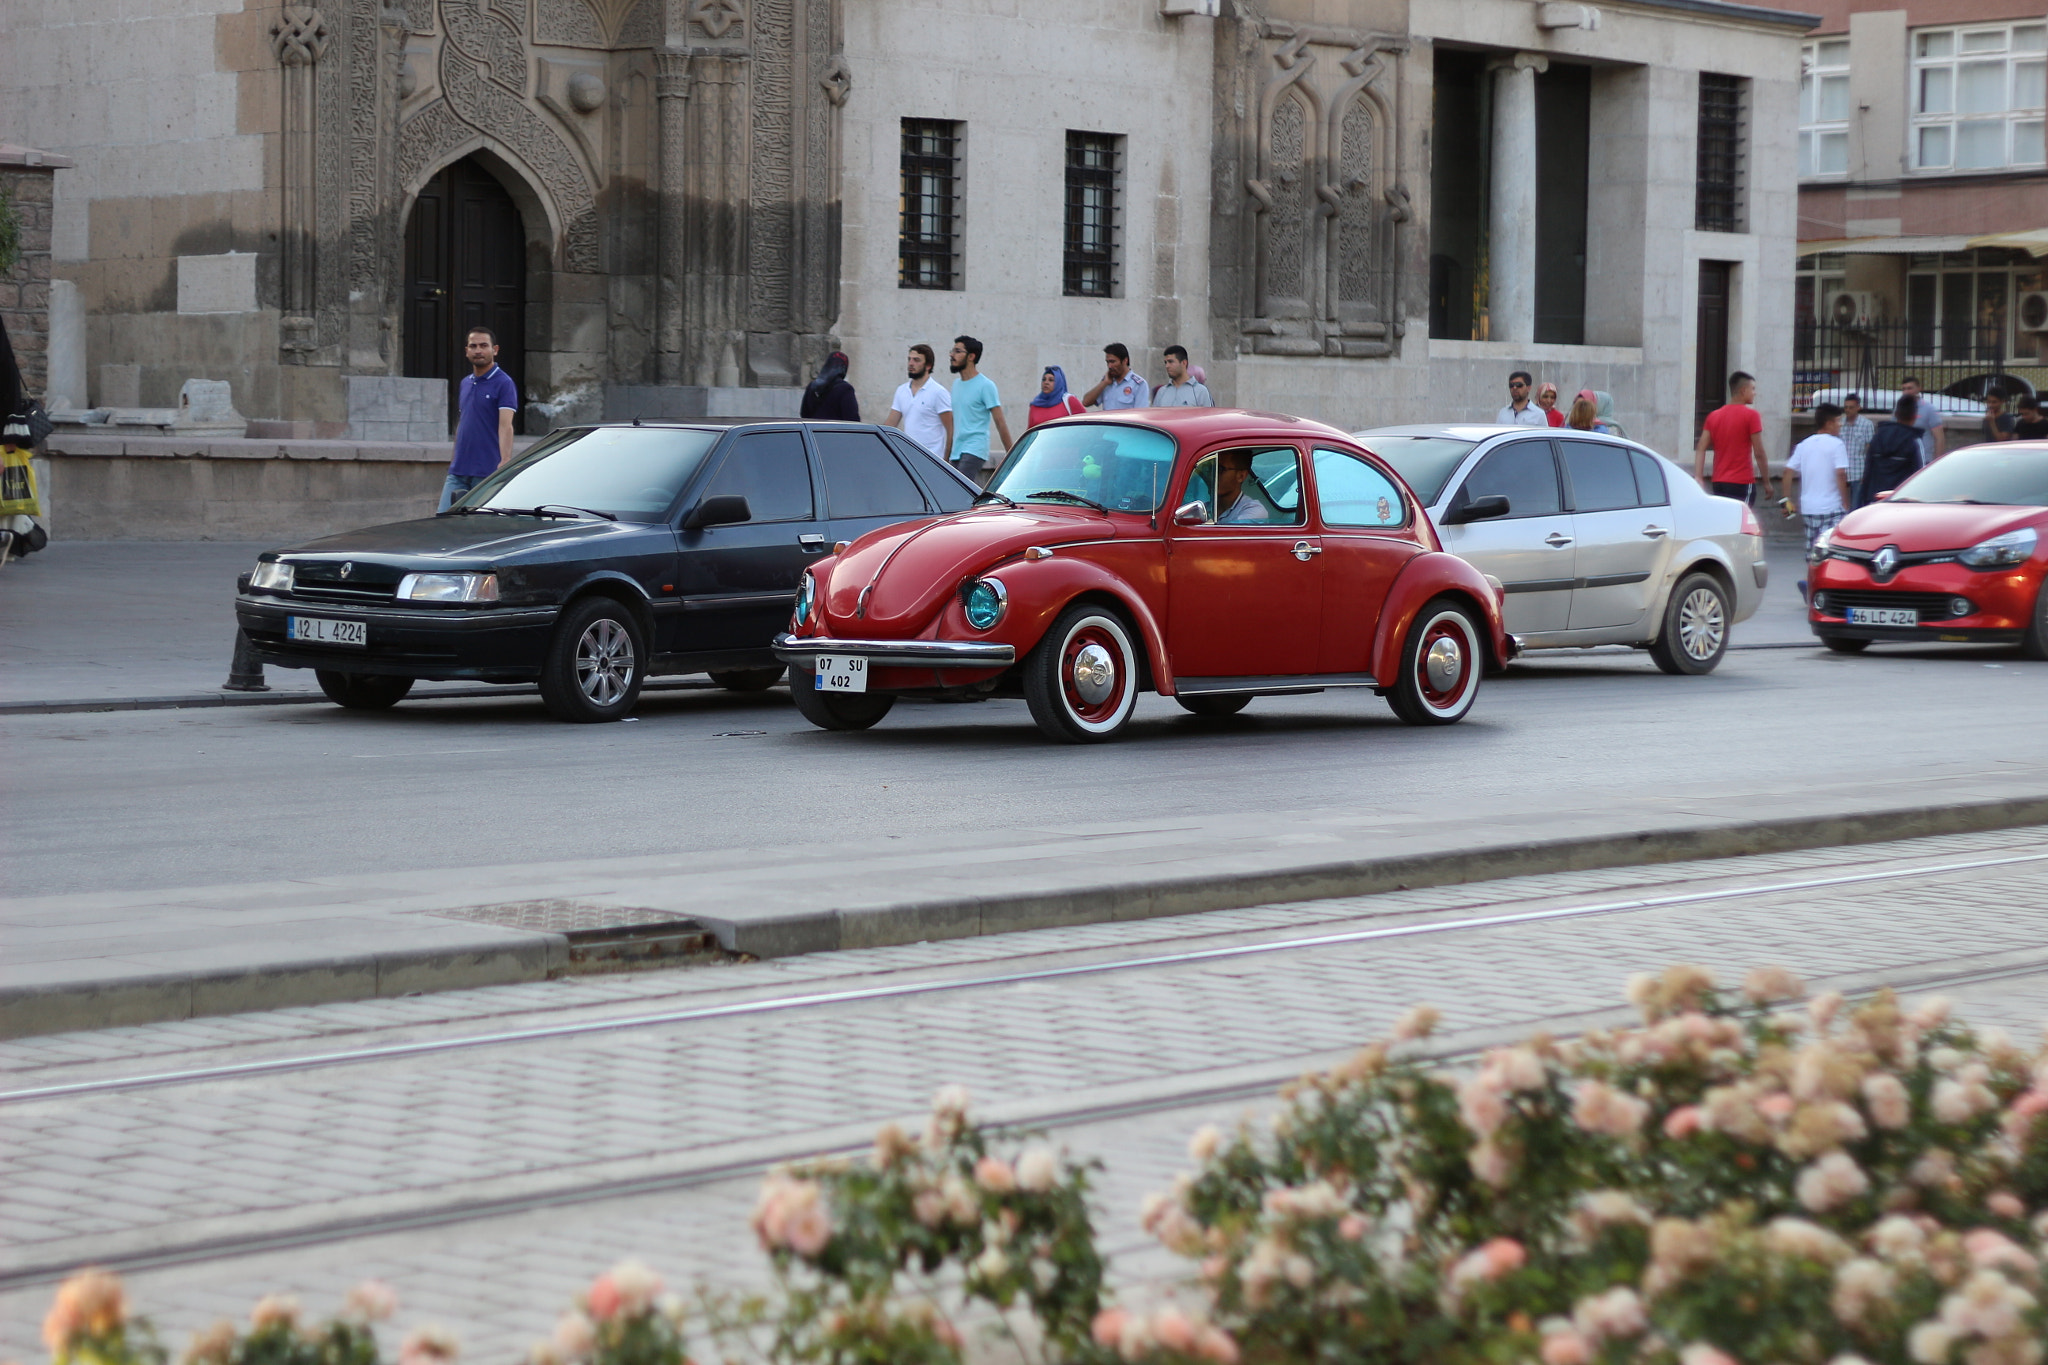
[1893,446,2048,508]
[458,427,721,521]
[986,423,1178,513]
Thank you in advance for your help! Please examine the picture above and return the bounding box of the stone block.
[98,362,141,407]
[171,378,249,437]
[345,376,449,442]
[46,284,88,411]
[176,252,257,314]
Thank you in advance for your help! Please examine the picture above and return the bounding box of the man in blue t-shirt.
[946,334,1014,481]
[440,327,519,512]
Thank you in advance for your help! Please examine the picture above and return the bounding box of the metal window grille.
[1063,131,1119,298]
[1696,73,1746,232]
[900,119,958,290]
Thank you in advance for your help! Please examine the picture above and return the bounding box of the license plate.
[815,654,867,692]
[287,615,367,646]
[1846,606,1918,627]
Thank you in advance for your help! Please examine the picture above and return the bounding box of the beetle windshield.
[458,427,721,520]
[1890,445,2048,506]
[987,422,1178,513]
[1354,436,1478,505]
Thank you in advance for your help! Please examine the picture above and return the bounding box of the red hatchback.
[773,409,1516,742]
[1809,441,2048,655]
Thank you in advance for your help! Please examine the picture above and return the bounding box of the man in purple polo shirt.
[438,326,518,512]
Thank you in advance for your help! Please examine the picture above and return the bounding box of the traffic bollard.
[224,628,270,692]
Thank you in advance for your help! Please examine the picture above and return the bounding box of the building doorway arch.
[403,155,528,433]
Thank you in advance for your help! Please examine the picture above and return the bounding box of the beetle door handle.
[1544,532,1573,547]
[1292,540,1322,561]
[1641,525,1670,539]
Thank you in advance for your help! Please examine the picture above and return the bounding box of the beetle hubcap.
[1071,644,1116,705]
[1415,611,1477,713]
[576,619,635,705]
[1424,636,1463,692]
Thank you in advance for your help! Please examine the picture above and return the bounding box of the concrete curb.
[0,676,737,716]
[7,791,2048,1042]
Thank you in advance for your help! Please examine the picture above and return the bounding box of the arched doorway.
[403,155,527,432]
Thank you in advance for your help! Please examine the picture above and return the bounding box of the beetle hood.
[825,506,1116,629]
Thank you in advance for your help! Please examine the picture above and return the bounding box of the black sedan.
[235,421,978,721]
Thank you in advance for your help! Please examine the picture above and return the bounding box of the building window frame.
[1909,22,2047,174]
[1904,248,2045,359]
[899,118,961,291]
[1695,72,1747,234]
[1800,39,1851,179]
[1062,131,1122,299]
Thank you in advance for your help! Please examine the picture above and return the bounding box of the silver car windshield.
[459,427,722,520]
[1355,436,1477,505]
[986,423,1178,513]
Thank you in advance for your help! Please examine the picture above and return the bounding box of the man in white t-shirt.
[1782,402,1851,563]
[883,343,953,459]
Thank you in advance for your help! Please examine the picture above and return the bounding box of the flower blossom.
[1864,1072,1912,1129]
[184,1320,239,1365]
[1572,1080,1650,1138]
[1468,1140,1512,1188]
[753,1174,833,1255]
[1933,1076,1997,1125]
[1571,1287,1647,1341]
[1797,1152,1871,1212]
[1988,1191,2027,1220]
[974,1155,1016,1193]
[1394,1005,1442,1040]
[1664,1105,1703,1139]
[42,1270,129,1354]
[1016,1144,1059,1192]
[1745,965,1805,1003]
[871,1122,915,1169]
[1188,1125,1224,1163]
[344,1281,398,1323]
[1911,996,1953,1030]
[550,1312,596,1361]
[1832,1257,1897,1326]
[399,1326,460,1365]
[1679,1344,1739,1365]
[1766,1218,1853,1264]
[1540,1328,1593,1365]
[249,1296,300,1331]
[1962,1229,2038,1278]
[925,1084,972,1146]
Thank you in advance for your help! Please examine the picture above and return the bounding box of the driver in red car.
[1216,450,1270,524]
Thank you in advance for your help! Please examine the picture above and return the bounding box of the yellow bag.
[0,442,40,518]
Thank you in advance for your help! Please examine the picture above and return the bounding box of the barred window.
[900,119,959,290]
[1063,131,1121,298]
[1696,73,1746,233]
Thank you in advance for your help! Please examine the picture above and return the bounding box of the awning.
[1796,234,1974,256]
[1966,228,2048,258]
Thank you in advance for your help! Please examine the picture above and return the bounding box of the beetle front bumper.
[771,634,1018,668]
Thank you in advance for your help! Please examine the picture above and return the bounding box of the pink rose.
[1542,1331,1593,1365]
[1154,1309,1198,1353]
[1091,1309,1129,1348]
[974,1155,1016,1193]
[1759,1093,1796,1123]
[1664,1105,1702,1139]
[1483,1237,1527,1278]
[1338,1214,1370,1240]
[1197,1326,1241,1363]
[1989,1191,2026,1220]
[585,1275,621,1323]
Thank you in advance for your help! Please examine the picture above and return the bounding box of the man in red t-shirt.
[1692,370,1770,502]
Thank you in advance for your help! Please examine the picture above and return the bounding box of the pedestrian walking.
[946,335,1013,481]
[1975,389,2016,445]
[1495,371,1547,426]
[1838,393,1875,508]
[439,326,517,513]
[883,344,953,459]
[799,350,859,421]
[1535,381,1566,427]
[2016,394,2048,440]
[1861,394,1926,503]
[1082,343,1150,409]
[1899,376,1946,463]
[1026,365,1085,429]
[1692,370,1770,503]
[1782,403,1852,566]
[1151,345,1212,407]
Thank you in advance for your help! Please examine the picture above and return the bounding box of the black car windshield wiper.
[973,489,1015,507]
[438,506,532,517]
[1024,488,1107,512]
[533,504,618,521]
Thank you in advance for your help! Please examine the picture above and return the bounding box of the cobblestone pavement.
[6,826,2048,1358]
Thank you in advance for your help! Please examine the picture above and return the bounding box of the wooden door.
[403,157,526,432]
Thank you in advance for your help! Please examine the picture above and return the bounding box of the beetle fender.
[1370,551,1511,684]
[965,554,1171,693]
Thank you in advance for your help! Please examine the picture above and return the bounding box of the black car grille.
[290,582,398,604]
[289,561,401,604]
[1815,590,1958,615]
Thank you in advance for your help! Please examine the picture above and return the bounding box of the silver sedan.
[1353,425,1768,673]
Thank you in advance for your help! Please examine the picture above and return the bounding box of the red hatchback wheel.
[1023,604,1141,743]
[1387,599,1482,726]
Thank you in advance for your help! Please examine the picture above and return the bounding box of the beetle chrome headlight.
[249,560,294,592]
[794,571,816,625]
[1958,526,2037,568]
[397,571,500,603]
[962,577,1007,631]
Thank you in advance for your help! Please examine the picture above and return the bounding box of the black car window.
[815,430,930,518]
[1630,450,1670,506]
[700,431,814,523]
[1561,440,1640,512]
[463,426,720,520]
[1452,440,1561,518]
[885,431,977,512]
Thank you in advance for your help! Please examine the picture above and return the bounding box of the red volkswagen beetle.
[772,409,1516,742]
[1808,441,2048,655]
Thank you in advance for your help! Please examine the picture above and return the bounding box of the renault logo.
[1871,545,1900,582]
[340,562,354,579]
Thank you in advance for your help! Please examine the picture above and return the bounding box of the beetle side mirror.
[1172,500,1211,526]
[686,493,752,529]
[1441,494,1511,525]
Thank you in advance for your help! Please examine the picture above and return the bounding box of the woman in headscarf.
[799,350,859,421]
[1026,365,1085,429]
[1567,391,1600,431]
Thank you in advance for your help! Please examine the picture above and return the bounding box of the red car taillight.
[1740,503,1762,537]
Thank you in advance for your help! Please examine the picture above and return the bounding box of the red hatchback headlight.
[1739,503,1762,537]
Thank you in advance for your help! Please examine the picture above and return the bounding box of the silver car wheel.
[1677,585,1726,661]
[575,618,636,705]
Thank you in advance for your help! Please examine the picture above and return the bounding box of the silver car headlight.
[1958,527,2037,568]
[397,571,500,603]
[249,560,294,591]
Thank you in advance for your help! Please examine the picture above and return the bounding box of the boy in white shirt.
[1782,402,1851,565]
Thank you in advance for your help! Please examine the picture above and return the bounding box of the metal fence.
[1792,319,2043,412]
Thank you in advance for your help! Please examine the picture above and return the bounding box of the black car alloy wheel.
[540,597,646,722]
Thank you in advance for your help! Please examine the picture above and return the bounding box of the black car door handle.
[798,534,826,552]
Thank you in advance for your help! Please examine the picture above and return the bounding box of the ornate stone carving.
[748,0,794,354]
[614,0,658,47]
[275,6,328,361]
[535,0,607,48]
[817,53,850,106]
[273,5,330,65]
[689,0,745,39]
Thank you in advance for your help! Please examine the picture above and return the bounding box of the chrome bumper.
[772,633,1017,668]
[1507,633,1525,659]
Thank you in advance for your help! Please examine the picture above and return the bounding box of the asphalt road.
[6,640,2048,897]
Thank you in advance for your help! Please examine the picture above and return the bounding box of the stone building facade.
[2,0,1810,482]
[0,144,68,407]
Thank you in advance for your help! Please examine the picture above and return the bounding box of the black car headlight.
[249,560,294,592]
[397,572,499,603]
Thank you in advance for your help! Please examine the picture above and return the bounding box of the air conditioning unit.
[2019,291,2048,333]
[1827,290,1881,328]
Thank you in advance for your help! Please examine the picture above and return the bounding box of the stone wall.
[0,161,57,404]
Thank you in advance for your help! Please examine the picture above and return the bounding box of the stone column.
[654,48,693,385]
[271,4,329,363]
[1489,52,1546,344]
[687,52,749,388]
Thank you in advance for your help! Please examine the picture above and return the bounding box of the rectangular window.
[1062,131,1121,298]
[1800,39,1851,178]
[1696,73,1746,232]
[1910,23,2047,173]
[899,119,960,290]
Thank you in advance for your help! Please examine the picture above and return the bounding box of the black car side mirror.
[1441,494,1511,525]
[686,493,752,529]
